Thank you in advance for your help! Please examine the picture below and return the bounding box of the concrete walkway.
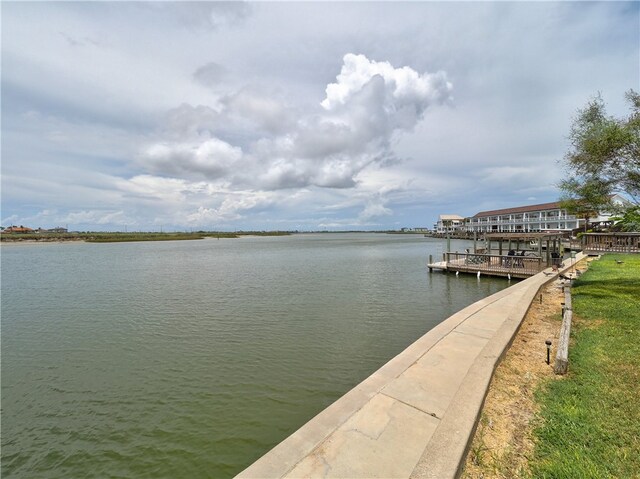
[237,255,585,479]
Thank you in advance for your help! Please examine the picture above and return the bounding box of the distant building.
[435,215,465,234]
[4,225,34,234]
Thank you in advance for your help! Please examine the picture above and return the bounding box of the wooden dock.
[427,261,448,272]
[428,252,550,279]
[428,232,571,279]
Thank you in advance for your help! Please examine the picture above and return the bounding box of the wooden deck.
[582,232,640,255]
[428,252,549,279]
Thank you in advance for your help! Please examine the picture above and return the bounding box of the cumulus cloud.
[140,53,451,195]
[258,159,310,190]
[161,104,222,141]
[322,53,453,114]
[222,87,296,135]
[139,138,243,180]
[257,54,450,189]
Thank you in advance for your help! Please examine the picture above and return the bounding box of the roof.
[473,201,562,218]
[438,214,465,221]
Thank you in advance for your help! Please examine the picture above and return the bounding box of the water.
[1,233,510,478]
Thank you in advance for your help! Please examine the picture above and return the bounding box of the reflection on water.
[1,234,510,478]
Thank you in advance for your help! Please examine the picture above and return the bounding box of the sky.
[2,1,638,231]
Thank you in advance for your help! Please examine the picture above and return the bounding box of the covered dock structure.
[428,233,568,279]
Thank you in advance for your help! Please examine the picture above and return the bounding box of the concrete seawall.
[237,254,586,479]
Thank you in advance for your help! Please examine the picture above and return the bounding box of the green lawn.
[530,254,640,478]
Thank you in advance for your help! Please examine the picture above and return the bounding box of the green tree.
[610,205,640,232]
[559,90,640,229]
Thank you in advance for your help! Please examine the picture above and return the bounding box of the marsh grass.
[0,231,291,243]
[86,233,211,242]
[530,254,640,478]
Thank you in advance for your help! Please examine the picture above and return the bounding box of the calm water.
[1,233,510,478]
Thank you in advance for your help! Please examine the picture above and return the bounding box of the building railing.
[445,252,545,276]
[466,219,577,225]
[467,215,577,225]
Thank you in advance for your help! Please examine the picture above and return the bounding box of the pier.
[428,252,543,278]
[428,232,568,278]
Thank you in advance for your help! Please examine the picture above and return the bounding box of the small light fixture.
[545,339,552,364]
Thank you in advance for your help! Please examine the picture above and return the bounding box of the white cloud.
[223,87,296,135]
[161,104,223,141]
[120,175,197,203]
[359,199,392,222]
[322,53,452,113]
[139,53,452,194]
[184,190,277,226]
[139,138,243,180]
[259,159,310,190]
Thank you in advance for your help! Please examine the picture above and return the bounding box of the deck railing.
[445,252,545,277]
[582,233,640,254]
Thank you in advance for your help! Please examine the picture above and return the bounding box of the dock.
[428,253,546,279]
[428,232,570,279]
[427,260,447,272]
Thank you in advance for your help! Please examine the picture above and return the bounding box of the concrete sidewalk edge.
[409,253,587,479]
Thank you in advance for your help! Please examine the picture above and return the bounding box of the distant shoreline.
[0,231,292,244]
[0,238,86,245]
[0,230,438,244]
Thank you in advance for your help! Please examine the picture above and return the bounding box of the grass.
[529,253,640,478]
[85,233,215,242]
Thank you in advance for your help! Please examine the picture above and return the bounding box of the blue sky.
[2,1,638,231]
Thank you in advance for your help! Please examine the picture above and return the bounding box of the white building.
[435,214,466,234]
[465,201,580,233]
[465,196,626,234]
